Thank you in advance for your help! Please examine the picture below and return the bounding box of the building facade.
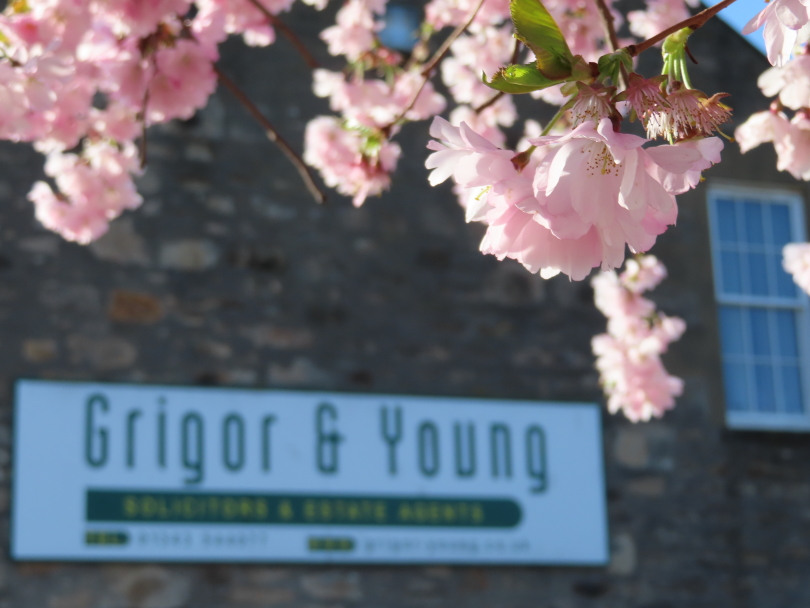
[0,5,807,607]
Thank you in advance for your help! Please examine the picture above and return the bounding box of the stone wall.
[0,5,807,608]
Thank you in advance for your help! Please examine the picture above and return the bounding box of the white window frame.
[707,181,810,432]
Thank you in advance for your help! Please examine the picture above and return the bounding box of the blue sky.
[704,0,767,54]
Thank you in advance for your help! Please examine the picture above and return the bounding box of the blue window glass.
[748,252,769,295]
[754,365,777,411]
[782,366,804,413]
[719,306,744,355]
[743,202,765,245]
[720,251,742,294]
[749,309,771,356]
[771,205,792,247]
[378,5,420,51]
[775,310,799,358]
[710,191,807,422]
[717,199,738,243]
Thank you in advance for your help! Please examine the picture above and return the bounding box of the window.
[378,4,420,51]
[707,183,810,431]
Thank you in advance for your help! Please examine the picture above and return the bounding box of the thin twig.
[245,0,320,69]
[625,0,739,57]
[474,91,504,113]
[383,0,488,133]
[475,38,520,114]
[137,58,156,169]
[421,0,487,77]
[215,65,326,204]
[594,0,620,52]
[594,0,626,87]
[139,88,149,169]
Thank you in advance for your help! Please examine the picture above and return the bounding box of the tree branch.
[594,0,620,52]
[215,66,326,204]
[625,0,739,57]
[474,91,504,113]
[244,0,321,69]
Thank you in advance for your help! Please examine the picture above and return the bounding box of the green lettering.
[85,394,109,468]
[316,403,342,474]
[418,421,439,477]
[380,406,403,475]
[222,413,245,471]
[526,425,547,493]
[181,412,204,485]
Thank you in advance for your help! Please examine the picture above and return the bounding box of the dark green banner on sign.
[86,490,522,528]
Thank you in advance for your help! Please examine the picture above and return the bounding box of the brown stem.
[474,91,504,113]
[139,87,150,169]
[215,66,326,204]
[594,0,620,52]
[137,58,157,170]
[421,0,488,76]
[383,0,488,132]
[625,0,739,57]
[244,0,320,69]
[594,0,627,86]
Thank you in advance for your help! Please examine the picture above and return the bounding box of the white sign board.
[12,380,608,564]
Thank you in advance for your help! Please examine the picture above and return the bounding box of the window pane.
[748,252,769,295]
[717,199,738,244]
[378,5,420,51]
[743,202,765,245]
[781,365,804,413]
[771,204,792,247]
[754,365,777,411]
[719,306,745,355]
[775,310,799,358]
[749,309,771,356]
[723,362,749,411]
[721,251,742,294]
[774,253,798,298]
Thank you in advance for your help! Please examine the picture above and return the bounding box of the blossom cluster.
[591,255,686,422]
[303,0,446,205]
[0,0,321,243]
[736,50,810,180]
[783,242,810,295]
[426,73,725,281]
[303,0,702,209]
[743,0,810,67]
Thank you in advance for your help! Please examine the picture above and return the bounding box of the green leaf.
[483,64,570,94]
[597,50,633,84]
[510,0,573,79]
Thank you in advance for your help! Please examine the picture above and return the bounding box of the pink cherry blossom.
[742,0,810,66]
[757,54,810,109]
[426,117,718,280]
[570,85,616,126]
[312,68,445,129]
[441,25,515,111]
[783,242,810,294]
[592,256,686,422]
[645,136,723,195]
[147,39,218,122]
[304,116,401,207]
[321,0,384,60]
[620,254,668,293]
[628,0,691,42]
[527,118,703,267]
[425,0,510,30]
[28,140,143,244]
[96,0,192,38]
[735,109,790,153]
